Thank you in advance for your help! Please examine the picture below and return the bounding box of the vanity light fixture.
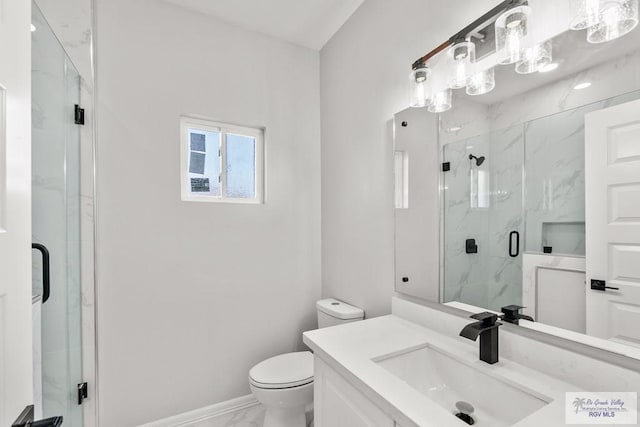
[539,62,559,73]
[495,5,532,65]
[448,41,476,89]
[409,66,431,108]
[408,0,536,112]
[428,88,453,113]
[407,0,640,111]
[587,0,639,43]
[466,67,496,96]
[516,40,552,74]
[571,0,639,43]
[570,0,603,29]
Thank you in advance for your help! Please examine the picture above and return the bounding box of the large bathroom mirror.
[395,4,640,360]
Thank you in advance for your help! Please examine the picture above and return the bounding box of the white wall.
[320,0,502,317]
[95,0,321,425]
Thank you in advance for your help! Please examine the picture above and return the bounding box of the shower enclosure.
[442,91,640,311]
[443,125,524,311]
[442,91,640,312]
[32,3,85,425]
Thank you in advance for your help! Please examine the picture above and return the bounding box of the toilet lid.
[249,351,313,389]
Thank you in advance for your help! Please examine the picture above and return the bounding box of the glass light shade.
[428,88,453,113]
[466,68,496,96]
[587,0,639,43]
[448,41,476,89]
[496,6,532,65]
[409,67,431,108]
[570,0,603,29]
[516,40,553,74]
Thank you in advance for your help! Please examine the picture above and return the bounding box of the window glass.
[188,128,221,197]
[181,117,263,203]
[226,133,256,199]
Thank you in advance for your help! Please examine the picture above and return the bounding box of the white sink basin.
[375,344,550,427]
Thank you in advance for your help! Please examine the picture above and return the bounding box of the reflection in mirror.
[395,9,640,360]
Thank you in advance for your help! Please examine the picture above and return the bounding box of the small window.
[180,117,264,203]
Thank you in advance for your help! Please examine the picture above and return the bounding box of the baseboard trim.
[138,395,260,427]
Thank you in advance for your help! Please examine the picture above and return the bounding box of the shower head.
[469,154,485,167]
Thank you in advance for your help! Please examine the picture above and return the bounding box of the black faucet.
[500,305,534,325]
[459,312,502,364]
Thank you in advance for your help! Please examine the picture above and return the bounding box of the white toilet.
[249,298,364,427]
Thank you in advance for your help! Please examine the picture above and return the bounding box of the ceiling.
[163,0,365,50]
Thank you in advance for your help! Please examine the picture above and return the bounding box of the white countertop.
[303,315,589,427]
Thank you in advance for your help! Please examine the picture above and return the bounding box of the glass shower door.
[32,3,84,426]
[442,125,524,311]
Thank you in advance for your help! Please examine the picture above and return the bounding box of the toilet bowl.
[249,351,313,427]
[248,298,364,427]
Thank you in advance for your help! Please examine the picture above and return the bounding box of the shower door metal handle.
[509,231,520,258]
[32,243,51,304]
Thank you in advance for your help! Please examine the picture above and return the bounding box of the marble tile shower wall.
[32,4,84,425]
[443,135,490,308]
[33,0,98,422]
[442,46,640,310]
[443,126,523,311]
[525,89,640,256]
[525,106,587,256]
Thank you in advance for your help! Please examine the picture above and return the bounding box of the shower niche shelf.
[541,221,585,256]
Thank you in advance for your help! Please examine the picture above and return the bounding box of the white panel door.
[0,0,33,425]
[586,99,640,347]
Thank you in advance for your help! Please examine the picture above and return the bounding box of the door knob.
[590,279,619,291]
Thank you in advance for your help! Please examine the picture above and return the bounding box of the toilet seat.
[249,351,313,389]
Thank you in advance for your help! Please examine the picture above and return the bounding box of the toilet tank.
[316,298,364,328]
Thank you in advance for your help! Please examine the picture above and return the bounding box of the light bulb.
[428,89,453,113]
[587,0,639,43]
[409,67,431,108]
[496,6,532,65]
[466,68,496,96]
[448,41,476,89]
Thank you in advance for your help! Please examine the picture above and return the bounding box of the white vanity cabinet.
[314,356,396,427]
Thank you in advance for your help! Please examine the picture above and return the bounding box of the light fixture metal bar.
[411,0,528,70]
